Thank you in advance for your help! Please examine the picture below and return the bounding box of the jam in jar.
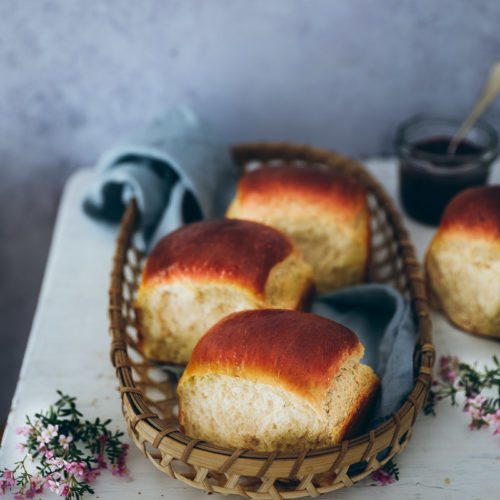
[395,115,498,225]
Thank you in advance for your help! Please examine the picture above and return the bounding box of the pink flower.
[67,462,82,474]
[16,443,25,454]
[16,425,32,436]
[483,409,500,435]
[98,434,109,446]
[47,479,60,493]
[372,469,396,485]
[47,456,66,472]
[438,355,459,383]
[64,462,77,474]
[25,488,35,499]
[58,434,73,450]
[95,454,107,469]
[463,394,491,430]
[0,479,8,495]
[76,462,87,477]
[2,470,15,488]
[110,457,129,477]
[63,461,88,477]
[60,485,70,497]
[13,493,24,499]
[51,472,62,481]
[38,424,59,444]
[82,467,101,482]
[465,405,483,419]
[45,450,54,460]
[469,395,486,407]
[104,444,130,476]
[64,461,88,477]
[29,475,43,494]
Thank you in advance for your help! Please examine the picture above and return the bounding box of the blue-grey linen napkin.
[83,106,417,421]
[83,105,236,251]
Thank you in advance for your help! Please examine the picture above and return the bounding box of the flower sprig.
[0,391,129,499]
[426,354,500,434]
[371,458,399,485]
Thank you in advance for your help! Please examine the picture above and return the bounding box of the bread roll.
[178,309,379,452]
[425,185,500,338]
[135,219,314,364]
[226,164,370,294]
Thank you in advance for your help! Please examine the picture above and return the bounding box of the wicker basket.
[108,142,435,499]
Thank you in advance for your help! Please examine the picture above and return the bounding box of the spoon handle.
[448,61,500,155]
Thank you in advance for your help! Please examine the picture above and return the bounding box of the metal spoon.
[447,61,500,155]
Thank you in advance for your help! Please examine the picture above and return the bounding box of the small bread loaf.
[425,185,500,338]
[135,219,314,364]
[178,309,379,452]
[226,164,370,294]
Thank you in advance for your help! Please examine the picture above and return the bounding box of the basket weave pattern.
[108,143,435,499]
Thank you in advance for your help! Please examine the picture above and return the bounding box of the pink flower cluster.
[34,446,116,496]
[44,472,70,498]
[0,470,15,495]
[1,430,129,498]
[371,468,396,485]
[21,475,44,498]
[110,444,130,476]
[484,410,500,435]
[464,396,500,434]
[15,426,33,437]
[434,355,500,436]
[438,355,459,384]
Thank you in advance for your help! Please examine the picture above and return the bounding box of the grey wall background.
[1,0,500,424]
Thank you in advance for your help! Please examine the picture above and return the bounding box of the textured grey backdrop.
[1,0,500,423]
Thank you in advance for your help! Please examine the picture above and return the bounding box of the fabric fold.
[83,105,237,249]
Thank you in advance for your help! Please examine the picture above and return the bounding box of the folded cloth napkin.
[83,105,236,250]
[83,106,417,422]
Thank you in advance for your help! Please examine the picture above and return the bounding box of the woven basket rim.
[108,141,435,487]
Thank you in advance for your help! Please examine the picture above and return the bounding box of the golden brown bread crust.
[183,309,363,412]
[232,164,367,219]
[141,218,295,298]
[438,185,500,240]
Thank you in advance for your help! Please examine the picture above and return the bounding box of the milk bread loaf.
[226,164,370,294]
[135,219,314,364]
[178,309,379,452]
[425,185,500,338]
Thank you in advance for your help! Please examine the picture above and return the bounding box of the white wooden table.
[1,160,500,500]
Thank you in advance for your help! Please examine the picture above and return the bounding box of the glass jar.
[395,114,498,225]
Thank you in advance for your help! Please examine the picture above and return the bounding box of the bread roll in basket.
[135,218,313,365]
[178,309,379,453]
[108,143,434,499]
[227,164,370,294]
